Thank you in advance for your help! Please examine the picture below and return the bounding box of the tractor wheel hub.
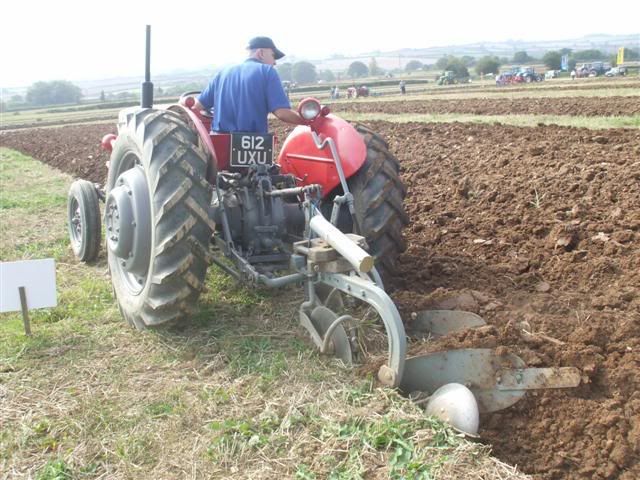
[105,166,151,278]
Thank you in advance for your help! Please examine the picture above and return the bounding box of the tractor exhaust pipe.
[141,25,153,108]
[310,213,374,273]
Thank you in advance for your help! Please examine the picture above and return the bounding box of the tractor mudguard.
[277,114,366,198]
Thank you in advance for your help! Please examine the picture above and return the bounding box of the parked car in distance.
[545,70,559,79]
[605,66,627,77]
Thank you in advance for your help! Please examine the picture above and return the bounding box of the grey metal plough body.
[400,348,581,413]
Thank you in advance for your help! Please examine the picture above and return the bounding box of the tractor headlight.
[298,98,322,121]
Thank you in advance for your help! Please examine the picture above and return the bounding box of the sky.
[1,0,639,88]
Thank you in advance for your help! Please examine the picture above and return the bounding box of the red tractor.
[67,27,580,434]
[346,85,369,99]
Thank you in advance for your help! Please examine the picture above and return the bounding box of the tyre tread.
[350,124,409,280]
[108,109,213,328]
[68,180,102,262]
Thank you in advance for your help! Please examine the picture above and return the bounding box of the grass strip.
[342,112,640,129]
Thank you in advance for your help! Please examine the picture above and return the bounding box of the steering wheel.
[180,91,213,118]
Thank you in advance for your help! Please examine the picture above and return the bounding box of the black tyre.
[106,108,214,329]
[68,179,102,262]
[326,124,409,281]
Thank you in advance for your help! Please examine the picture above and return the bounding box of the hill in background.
[314,33,639,72]
[3,33,637,99]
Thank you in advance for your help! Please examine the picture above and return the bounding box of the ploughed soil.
[2,120,639,479]
[403,81,639,99]
[333,95,640,117]
[373,121,640,480]
[0,124,116,184]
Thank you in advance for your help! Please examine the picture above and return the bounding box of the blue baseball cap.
[247,36,285,59]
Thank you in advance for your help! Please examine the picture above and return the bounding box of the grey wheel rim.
[106,164,152,294]
[69,197,82,248]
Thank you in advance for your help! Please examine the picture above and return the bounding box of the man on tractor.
[193,36,307,133]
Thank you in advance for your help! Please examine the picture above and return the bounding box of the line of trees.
[275,46,640,83]
[26,80,82,106]
[433,46,640,76]
[276,60,376,82]
[1,80,84,112]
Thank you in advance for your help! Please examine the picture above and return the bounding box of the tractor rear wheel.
[106,109,213,329]
[327,124,409,282]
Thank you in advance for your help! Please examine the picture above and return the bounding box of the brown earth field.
[1,120,639,479]
[407,79,639,96]
[333,96,640,117]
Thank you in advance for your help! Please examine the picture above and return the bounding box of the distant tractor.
[515,67,543,83]
[496,67,542,85]
[346,85,369,99]
[436,71,457,85]
[495,72,513,86]
[577,62,611,77]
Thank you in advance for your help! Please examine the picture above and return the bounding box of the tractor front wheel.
[67,179,102,262]
[106,109,213,329]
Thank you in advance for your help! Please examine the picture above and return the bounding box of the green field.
[2,76,638,130]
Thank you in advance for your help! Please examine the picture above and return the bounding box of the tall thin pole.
[141,25,154,108]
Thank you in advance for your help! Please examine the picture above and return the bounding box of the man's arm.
[273,108,308,126]
[266,68,307,126]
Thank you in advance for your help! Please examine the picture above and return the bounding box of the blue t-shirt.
[198,59,290,133]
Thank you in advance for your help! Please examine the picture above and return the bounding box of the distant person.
[399,80,406,95]
[194,36,306,133]
[570,69,576,80]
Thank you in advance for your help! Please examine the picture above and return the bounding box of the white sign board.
[0,259,57,312]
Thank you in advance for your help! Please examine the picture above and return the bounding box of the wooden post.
[18,286,32,336]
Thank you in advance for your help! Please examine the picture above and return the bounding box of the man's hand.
[273,108,310,126]
[193,99,213,119]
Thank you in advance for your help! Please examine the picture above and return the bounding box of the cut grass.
[0,150,529,479]
[0,148,71,258]
[342,112,640,129]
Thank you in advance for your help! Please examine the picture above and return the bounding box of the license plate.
[230,133,273,167]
